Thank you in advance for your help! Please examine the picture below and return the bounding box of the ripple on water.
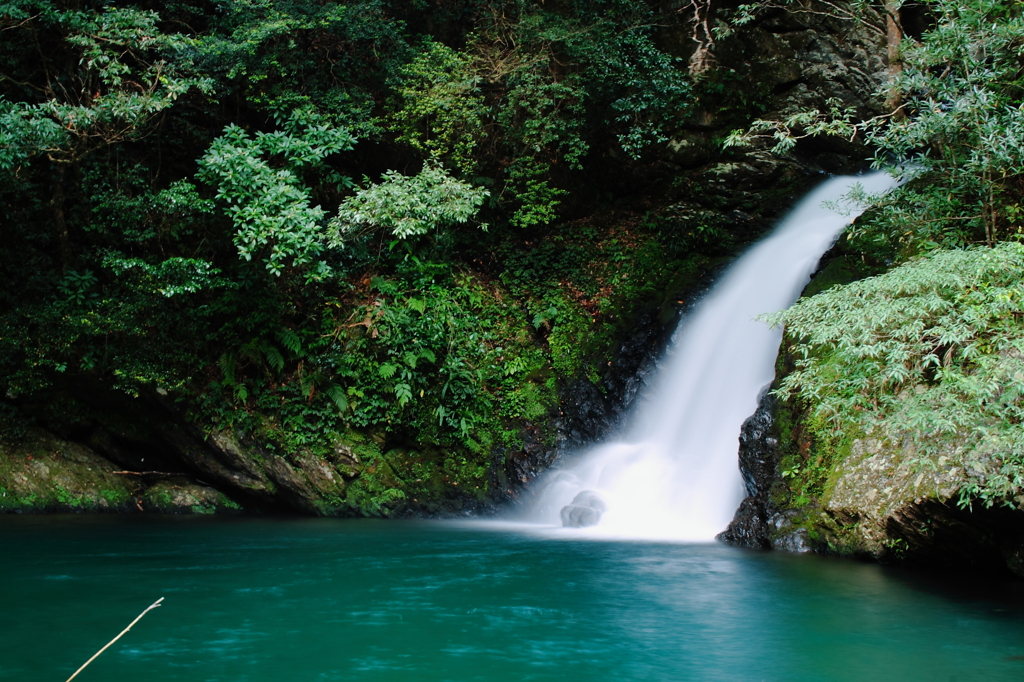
[3,516,1024,682]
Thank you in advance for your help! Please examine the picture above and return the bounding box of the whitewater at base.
[512,172,898,541]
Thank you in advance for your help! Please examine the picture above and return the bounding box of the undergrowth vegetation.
[733,0,1024,512]
[0,0,720,512]
[772,244,1024,507]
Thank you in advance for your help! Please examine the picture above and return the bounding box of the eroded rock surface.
[140,479,239,514]
[0,427,240,514]
[721,382,1024,576]
[718,390,779,549]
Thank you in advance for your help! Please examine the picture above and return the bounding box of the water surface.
[2,516,1023,681]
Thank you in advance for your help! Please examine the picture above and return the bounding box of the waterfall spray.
[524,172,898,541]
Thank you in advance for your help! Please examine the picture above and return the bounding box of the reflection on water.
[2,515,1023,682]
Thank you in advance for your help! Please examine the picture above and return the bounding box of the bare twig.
[742,0,886,38]
[687,0,715,76]
[65,598,164,682]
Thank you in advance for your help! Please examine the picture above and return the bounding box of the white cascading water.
[524,172,898,541]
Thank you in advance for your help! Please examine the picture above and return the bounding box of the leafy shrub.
[388,41,486,174]
[198,108,355,277]
[770,243,1024,507]
[330,164,488,242]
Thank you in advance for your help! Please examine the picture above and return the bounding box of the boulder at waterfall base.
[561,490,607,528]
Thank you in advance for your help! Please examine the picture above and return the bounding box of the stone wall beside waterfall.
[719,260,1024,579]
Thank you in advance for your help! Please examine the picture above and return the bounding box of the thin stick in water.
[65,597,164,682]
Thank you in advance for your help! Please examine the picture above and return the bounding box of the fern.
[406,297,426,314]
[394,382,413,407]
[219,353,237,386]
[325,384,349,413]
[263,344,285,374]
[277,328,302,356]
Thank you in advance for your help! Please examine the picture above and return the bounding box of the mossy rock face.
[182,428,488,517]
[724,269,1024,577]
[800,256,871,299]
[791,427,1024,577]
[739,349,1024,577]
[140,479,242,514]
[820,433,966,551]
[0,428,136,513]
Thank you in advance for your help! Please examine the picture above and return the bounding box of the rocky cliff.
[719,255,1024,578]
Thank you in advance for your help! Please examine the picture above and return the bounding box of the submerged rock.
[560,490,607,528]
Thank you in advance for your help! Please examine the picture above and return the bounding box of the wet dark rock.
[717,389,779,550]
[559,379,614,449]
[561,490,607,528]
[737,391,779,499]
[772,526,812,553]
[560,311,667,444]
[720,497,773,550]
[491,422,559,503]
[602,309,666,424]
[768,512,812,553]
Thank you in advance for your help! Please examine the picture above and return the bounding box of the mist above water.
[524,172,898,541]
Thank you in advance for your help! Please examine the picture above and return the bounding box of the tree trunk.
[884,0,905,116]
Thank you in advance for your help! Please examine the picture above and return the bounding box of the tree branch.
[65,598,164,682]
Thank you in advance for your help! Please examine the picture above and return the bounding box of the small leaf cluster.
[330,163,488,242]
[198,109,355,276]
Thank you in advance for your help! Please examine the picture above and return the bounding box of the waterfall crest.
[523,172,898,541]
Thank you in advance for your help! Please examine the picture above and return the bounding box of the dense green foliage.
[749,0,1024,510]
[0,0,720,511]
[856,0,1024,250]
[771,244,1024,507]
[14,0,1024,521]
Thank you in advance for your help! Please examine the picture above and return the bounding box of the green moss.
[800,256,871,299]
[140,479,241,514]
[0,489,42,512]
[0,429,138,513]
[53,485,82,508]
[100,488,131,506]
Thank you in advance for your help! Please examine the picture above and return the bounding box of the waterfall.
[524,172,898,541]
